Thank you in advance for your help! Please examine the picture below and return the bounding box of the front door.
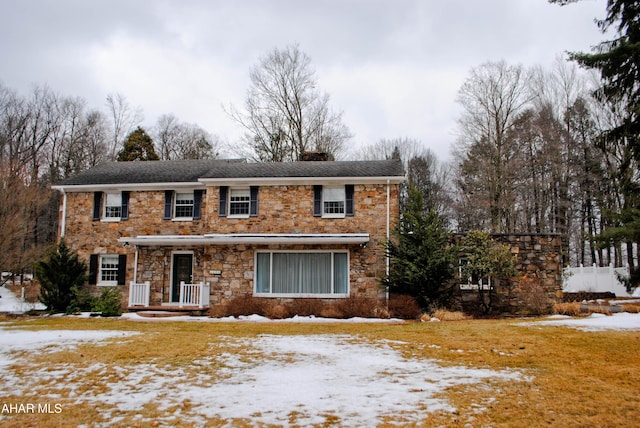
[172,253,193,303]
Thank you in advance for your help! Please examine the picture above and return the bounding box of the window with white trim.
[99,254,120,286]
[323,187,345,217]
[255,251,349,297]
[313,185,354,218]
[103,193,122,219]
[229,188,250,217]
[174,192,194,218]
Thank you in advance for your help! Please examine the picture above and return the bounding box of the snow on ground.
[531,312,640,331]
[0,326,528,426]
[2,281,638,424]
[121,312,405,323]
[0,286,45,313]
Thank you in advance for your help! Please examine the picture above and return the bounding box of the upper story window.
[104,193,122,219]
[175,192,194,218]
[323,187,346,216]
[92,191,129,222]
[313,185,354,218]
[164,190,203,221]
[219,186,258,218]
[229,188,251,217]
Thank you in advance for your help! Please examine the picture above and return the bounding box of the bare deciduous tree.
[454,61,534,233]
[105,93,143,161]
[226,44,351,161]
[153,114,220,160]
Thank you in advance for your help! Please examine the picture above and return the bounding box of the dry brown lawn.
[0,315,637,427]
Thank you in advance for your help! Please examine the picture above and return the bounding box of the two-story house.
[53,159,404,314]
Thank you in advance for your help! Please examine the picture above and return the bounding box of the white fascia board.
[198,176,405,186]
[204,233,370,245]
[118,233,370,246]
[52,182,205,192]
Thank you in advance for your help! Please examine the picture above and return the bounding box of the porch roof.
[118,233,370,246]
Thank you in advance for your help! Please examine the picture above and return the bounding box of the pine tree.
[559,0,640,159]
[383,184,457,310]
[35,240,87,313]
[117,127,159,161]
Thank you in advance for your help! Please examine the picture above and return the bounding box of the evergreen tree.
[553,0,640,159]
[117,127,159,161]
[35,240,87,313]
[383,184,457,310]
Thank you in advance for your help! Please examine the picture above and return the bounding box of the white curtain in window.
[272,253,332,294]
[323,187,344,202]
[256,253,271,293]
[333,253,348,293]
[105,193,121,207]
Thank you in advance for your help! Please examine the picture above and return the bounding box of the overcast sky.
[0,0,608,161]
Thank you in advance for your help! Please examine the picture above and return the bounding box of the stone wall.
[455,233,565,315]
[61,183,399,308]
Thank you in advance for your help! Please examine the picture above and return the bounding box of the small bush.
[553,302,581,316]
[265,304,290,319]
[621,304,640,313]
[513,274,554,315]
[432,309,467,321]
[67,288,96,314]
[91,287,123,317]
[332,296,379,318]
[588,306,612,316]
[222,294,272,317]
[319,306,344,319]
[285,299,326,317]
[388,294,422,320]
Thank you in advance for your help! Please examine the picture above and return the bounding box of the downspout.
[60,190,67,239]
[386,179,390,307]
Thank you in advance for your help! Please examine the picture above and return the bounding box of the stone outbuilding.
[455,233,565,315]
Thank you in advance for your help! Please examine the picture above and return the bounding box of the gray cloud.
[0,0,608,161]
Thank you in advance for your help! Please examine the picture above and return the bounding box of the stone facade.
[61,183,399,309]
[455,233,565,315]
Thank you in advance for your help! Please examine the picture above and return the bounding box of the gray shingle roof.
[58,159,243,185]
[58,159,404,186]
[201,160,404,179]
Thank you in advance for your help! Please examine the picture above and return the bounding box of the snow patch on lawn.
[120,312,405,323]
[0,286,45,313]
[0,327,527,426]
[532,312,640,331]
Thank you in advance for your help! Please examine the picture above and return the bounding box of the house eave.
[197,176,405,186]
[52,182,204,192]
[118,233,371,246]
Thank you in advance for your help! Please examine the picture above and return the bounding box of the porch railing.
[129,281,150,307]
[179,281,211,308]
